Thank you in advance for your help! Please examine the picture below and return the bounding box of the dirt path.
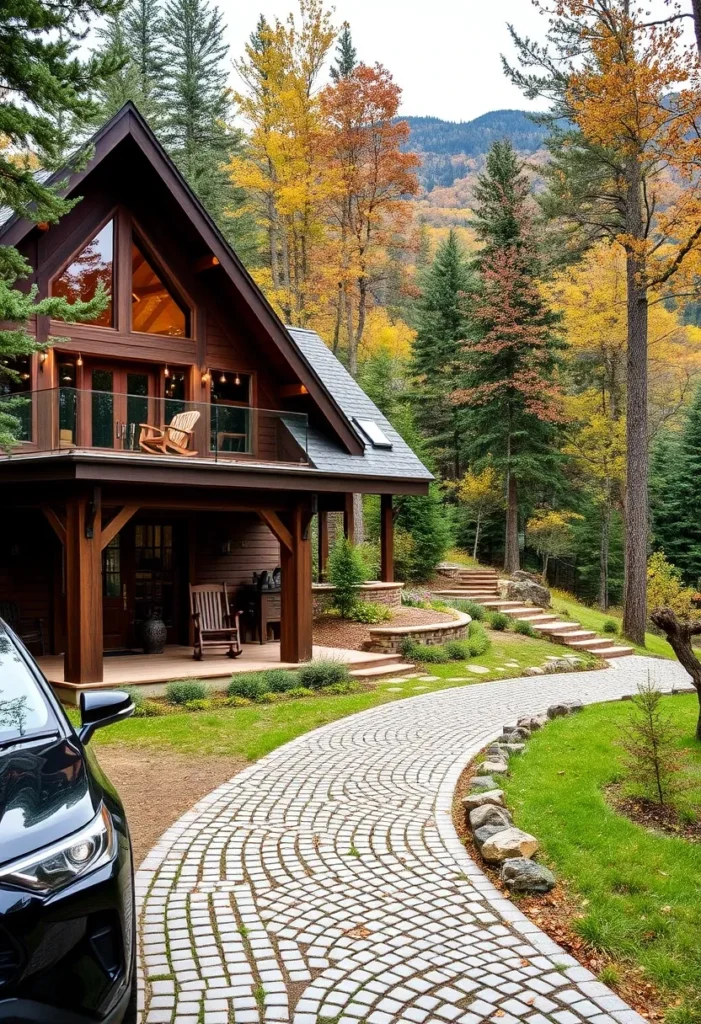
[94,745,246,866]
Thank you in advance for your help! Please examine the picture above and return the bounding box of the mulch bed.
[607,786,701,843]
[312,606,458,652]
[451,759,666,1022]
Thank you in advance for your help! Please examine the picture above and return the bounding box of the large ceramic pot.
[141,610,167,654]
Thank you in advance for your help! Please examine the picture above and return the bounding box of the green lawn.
[548,589,673,659]
[87,630,594,759]
[504,696,701,1020]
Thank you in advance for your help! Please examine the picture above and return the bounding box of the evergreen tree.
[411,229,471,479]
[93,0,165,125]
[0,0,118,445]
[329,22,357,82]
[160,0,259,262]
[454,141,564,573]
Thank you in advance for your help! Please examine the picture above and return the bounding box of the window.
[132,240,189,337]
[0,629,57,744]
[0,355,33,442]
[210,371,251,453]
[353,418,393,450]
[102,536,121,598]
[52,221,113,327]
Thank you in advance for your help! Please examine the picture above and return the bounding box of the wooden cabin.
[0,104,431,690]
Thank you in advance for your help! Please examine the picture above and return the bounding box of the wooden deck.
[40,643,400,704]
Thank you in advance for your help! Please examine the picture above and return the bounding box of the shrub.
[444,639,472,660]
[411,644,449,663]
[513,619,535,637]
[401,588,431,608]
[647,550,697,619]
[399,635,418,658]
[224,695,252,707]
[350,600,391,623]
[134,698,166,717]
[286,687,313,699]
[394,484,452,581]
[489,612,510,631]
[264,669,300,692]
[603,618,619,635]
[467,621,491,656]
[259,691,285,703]
[123,686,145,711]
[619,675,688,805]
[327,538,367,617]
[298,660,350,690]
[184,698,212,711]
[165,679,209,705]
[452,599,485,621]
[357,541,380,580]
[227,674,269,700]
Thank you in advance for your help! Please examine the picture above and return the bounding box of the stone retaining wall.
[365,610,470,653]
[313,581,404,615]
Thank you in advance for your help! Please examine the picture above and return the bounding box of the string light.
[76,353,83,367]
[219,372,227,384]
[164,365,170,378]
[234,373,241,386]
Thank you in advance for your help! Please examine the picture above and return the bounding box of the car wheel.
[122,966,139,1024]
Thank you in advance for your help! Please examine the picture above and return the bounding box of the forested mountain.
[403,110,547,189]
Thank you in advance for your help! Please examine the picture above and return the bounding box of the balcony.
[0,388,309,465]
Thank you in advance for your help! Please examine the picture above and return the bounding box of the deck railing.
[0,387,309,465]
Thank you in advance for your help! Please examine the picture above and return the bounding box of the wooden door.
[85,364,156,452]
[102,530,131,650]
[132,521,183,645]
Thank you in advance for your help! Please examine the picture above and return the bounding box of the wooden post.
[343,493,355,543]
[280,503,312,663]
[380,494,394,583]
[318,511,329,581]
[64,491,103,683]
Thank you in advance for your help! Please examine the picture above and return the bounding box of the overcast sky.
[220,0,550,123]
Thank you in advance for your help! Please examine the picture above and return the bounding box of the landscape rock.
[511,570,544,585]
[473,824,507,849]
[462,789,505,811]
[480,827,539,864]
[477,759,509,776]
[501,858,556,894]
[469,775,497,791]
[528,714,548,730]
[499,578,551,609]
[503,743,525,755]
[524,666,545,676]
[508,727,530,742]
[469,804,513,831]
[564,699,584,712]
[543,658,578,674]
[547,703,570,719]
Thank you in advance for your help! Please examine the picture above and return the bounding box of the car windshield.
[0,631,57,745]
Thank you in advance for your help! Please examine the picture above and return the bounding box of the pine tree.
[329,22,357,82]
[454,141,564,573]
[411,230,471,479]
[0,0,118,444]
[160,0,259,261]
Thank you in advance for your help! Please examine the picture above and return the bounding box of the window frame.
[129,226,193,341]
[48,210,118,332]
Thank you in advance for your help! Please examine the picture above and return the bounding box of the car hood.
[0,736,99,867]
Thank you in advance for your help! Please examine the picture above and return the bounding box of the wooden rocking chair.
[139,410,200,457]
[189,583,243,660]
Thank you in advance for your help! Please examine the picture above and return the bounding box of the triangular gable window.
[131,239,189,337]
[52,220,113,327]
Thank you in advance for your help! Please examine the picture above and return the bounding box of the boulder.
[473,824,507,849]
[524,666,545,676]
[469,804,512,831]
[480,827,539,864]
[503,743,526,755]
[470,775,497,792]
[529,714,548,731]
[511,570,544,585]
[565,699,584,713]
[508,727,530,742]
[462,789,505,812]
[547,703,570,719]
[498,578,551,609]
[477,759,509,776]
[543,658,577,674]
[501,858,556,894]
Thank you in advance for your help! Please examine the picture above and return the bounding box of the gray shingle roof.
[287,327,433,483]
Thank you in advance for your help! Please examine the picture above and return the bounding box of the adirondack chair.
[189,583,243,660]
[139,410,200,456]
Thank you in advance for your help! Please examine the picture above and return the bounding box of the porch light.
[234,373,241,386]
[219,372,227,384]
[201,368,211,383]
[164,365,170,378]
[39,352,48,370]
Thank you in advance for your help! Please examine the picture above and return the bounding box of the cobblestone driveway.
[136,656,689,1024]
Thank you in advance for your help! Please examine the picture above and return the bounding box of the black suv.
[0,621,136,1023]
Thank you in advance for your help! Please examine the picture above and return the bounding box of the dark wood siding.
[194,512,280,590]
[0,511,58,650]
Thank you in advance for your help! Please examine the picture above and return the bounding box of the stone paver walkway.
[136,656,689,1024]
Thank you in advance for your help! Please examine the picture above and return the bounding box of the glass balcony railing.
[0,388,309,465]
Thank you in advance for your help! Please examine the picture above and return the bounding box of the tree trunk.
[351,274,367,378]
[598,493,611,611]
[332,281,343,354]
[504,474,519,574]
[622,160,649,647]
[650,607,701,741]
[473,513,481,560]
[543,552,549,580]
[692,0,701,56]
[352,493,364,546]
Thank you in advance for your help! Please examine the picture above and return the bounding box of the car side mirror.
[79,690,134,744]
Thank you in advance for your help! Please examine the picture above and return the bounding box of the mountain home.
[0,104,431,693]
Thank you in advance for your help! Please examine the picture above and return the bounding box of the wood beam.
[64,493,103,684]
[279,383,308,398]
[380,494,394,583]
[101,504,139,550]
[42,506,66,546]
[343,493,355,543]
[318,510,329,581]
[280,503,312,663]
[258,509,293,552]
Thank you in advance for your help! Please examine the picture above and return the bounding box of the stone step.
[480,600,527,609]
[591,645,635,658]
[537,621,583,634]
[502,606,539,616]
[566,637,618,649]
[513,613,560,624]
[559,631,598,642]
[350,662,416,679]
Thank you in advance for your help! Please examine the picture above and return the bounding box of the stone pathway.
[136,656,690,1024]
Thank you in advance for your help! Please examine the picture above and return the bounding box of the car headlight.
[0,805,116,894]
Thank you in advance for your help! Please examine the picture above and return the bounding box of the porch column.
[318,510,329,581]
[380,494,394,583]
[65,491,103,683]
[280,503,313,663]
[343,493,355,543]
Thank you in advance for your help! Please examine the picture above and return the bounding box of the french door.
[85,364,156,451]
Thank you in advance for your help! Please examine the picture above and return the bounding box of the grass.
[504,696,701,1018]
[550,588,674,659]
[86,631,595,759]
